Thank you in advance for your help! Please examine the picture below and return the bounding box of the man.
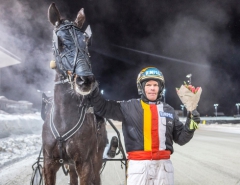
[91,67,200,185]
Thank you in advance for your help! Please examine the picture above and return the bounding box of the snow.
[0,113,43,168]
[0,113,240,170]
[0,112,42,138]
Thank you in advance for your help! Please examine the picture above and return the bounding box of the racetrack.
[0,122,240,185]
[172,125,240,185]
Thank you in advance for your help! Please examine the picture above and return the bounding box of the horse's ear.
[74,8,85,28]
[48,3,61,26]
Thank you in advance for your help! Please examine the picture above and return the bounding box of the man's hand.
[89,81,99,98]
[190,109,200,124]
[186,109,200,130]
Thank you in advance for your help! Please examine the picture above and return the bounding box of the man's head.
[137,67,165,102]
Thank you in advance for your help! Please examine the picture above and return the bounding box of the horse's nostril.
[76,76,95,85]
[80,76,85,82]
[77,76,85,85]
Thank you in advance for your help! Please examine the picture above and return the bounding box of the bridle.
[52,20,92,85]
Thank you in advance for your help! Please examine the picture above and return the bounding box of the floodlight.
[213,104,219,117]
[186,74,192,78]
[236,103,240,115]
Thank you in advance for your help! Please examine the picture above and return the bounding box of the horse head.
[48,3,95,95]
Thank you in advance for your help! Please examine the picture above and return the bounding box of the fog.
[0,0,55,108]
[0,0,240,116]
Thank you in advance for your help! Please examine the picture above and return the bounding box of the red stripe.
[150,104,159,151]
[128,150,170,160]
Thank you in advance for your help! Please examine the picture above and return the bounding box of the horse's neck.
[54,84,79,109]
[53,82,82,120]
[52,85,84,134]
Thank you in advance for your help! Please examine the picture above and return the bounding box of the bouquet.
[176,82,202,112]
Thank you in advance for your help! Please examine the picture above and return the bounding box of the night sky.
[0,0,240,116]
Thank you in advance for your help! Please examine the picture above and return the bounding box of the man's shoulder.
[119,99,142,111]
[162,103,175,112]
[119,98,140,104]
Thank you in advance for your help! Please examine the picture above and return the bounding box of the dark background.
[0,0,240,116]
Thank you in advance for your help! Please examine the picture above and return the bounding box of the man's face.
[144,80,159,101]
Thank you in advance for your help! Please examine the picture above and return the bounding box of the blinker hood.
[52,23,93,77]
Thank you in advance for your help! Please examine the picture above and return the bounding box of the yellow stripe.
[141,100,152,151]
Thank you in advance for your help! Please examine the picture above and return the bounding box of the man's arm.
[173,110,200,145]
[90,85,124,121]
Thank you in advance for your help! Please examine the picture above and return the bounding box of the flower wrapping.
[176,84,202,112]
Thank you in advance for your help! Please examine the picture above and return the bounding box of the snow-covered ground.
[0,113,43,168]
[0,113,240,170]
[0,112,42,138]
[0,134,42,168]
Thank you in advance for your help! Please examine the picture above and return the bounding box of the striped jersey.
[91,92,195,154]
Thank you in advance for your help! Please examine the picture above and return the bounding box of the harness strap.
[57,137,69,176]
[69,27,84,75]
[54,78,69,85]
[61,106,86,140]
[49,101,88,176]
[72,47,79,75]
[50,103,86,141]
[52,31,67,78]
[69,26,91,67]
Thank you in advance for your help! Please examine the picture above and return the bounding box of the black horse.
[42,3,107,185]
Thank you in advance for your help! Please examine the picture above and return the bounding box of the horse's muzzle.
[74,75,95,95]
[76,75,95,86]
